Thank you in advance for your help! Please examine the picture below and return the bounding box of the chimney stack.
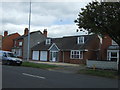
[4,31,8,37]
[43,29,47,37]
[24,28,29,35]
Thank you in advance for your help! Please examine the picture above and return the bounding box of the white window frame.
[70,50,83,59]
[107,50,119,61]
[19,41,22,46]
[77,37,84,44]
[112,40,118,45]
[46,39,51,45]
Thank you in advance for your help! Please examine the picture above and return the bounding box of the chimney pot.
[4,31,8,37]
[24,28,29,35]
[43,29,47,37]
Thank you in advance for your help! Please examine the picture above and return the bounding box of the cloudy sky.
[0,0,93,38]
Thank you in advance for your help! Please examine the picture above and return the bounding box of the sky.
[0,0,94,38]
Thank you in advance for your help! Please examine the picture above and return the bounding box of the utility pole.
[27,1,31,61]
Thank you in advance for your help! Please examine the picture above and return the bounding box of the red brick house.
[100,34,119,61]
[2,31,20,51]
[31,34,100,64]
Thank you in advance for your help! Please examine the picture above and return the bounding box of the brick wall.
[100,35,112,60]
[2,33,20,51]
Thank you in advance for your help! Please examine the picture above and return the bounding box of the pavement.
[28,60,86,74]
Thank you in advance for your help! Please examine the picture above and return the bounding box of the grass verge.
[78,68,118,79]
[21,62,58,69]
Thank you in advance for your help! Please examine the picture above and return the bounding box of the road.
[2,65,119,88]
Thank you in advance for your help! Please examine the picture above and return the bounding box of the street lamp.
[27,1,31,61]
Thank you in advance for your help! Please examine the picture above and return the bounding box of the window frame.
[77,36,84,44]
[46,39,51,45]
[107,50,119,61]
[70,50,83,59]
[19,41,22,46]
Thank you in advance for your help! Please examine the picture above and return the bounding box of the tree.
[74,1,120,75]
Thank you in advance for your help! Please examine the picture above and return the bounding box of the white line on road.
[22,73,46,79]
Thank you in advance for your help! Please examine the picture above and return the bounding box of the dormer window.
[77,36,84,44]
[112,40,118,45]
[46,39,51,45]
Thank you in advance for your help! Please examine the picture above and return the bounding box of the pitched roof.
[31,34,98,51]
[2,33,20,39]
[14,30,43,40]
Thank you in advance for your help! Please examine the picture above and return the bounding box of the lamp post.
[27,1,31,61]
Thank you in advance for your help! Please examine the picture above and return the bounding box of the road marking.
[22,73,46,79]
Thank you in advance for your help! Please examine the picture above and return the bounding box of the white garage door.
[32,51,39,60]
[40,51,47,61]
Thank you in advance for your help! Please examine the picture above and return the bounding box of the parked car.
[0,50,22,66]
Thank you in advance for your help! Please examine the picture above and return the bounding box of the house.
[0,35,2,50]
[12,28,28,58]
[87,34,119,70]
[31,34,100,64]
[100,34,119,62]
[2,31,20,51]
[12,28,47,59]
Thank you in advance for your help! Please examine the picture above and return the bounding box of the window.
[46,39,51,45]
[19,42,22,46]
[107,50,119,61]
[112,40,118,45]
[77,37,84,44]
[15,49,22,56]
[71,50,83,59]
[14,41,16,47]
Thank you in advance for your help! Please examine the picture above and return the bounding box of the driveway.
[29,61,85,73]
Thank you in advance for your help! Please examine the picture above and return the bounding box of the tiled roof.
[31,34,97,51]
[13,30,43,40]
[2,33,20,39]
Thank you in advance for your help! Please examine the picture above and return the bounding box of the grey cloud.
[1,2,89,37]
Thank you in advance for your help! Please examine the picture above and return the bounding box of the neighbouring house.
[2,31,20,51]
[0,35,3,50]
[87,34,119,70]
[100,34,119,62]
[12,28,47,59]
[12,28,28,58]
[31,34,100,64]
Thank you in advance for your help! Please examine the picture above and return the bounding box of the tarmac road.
[2,65,119,88]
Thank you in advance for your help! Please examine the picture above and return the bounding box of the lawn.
[78,68,118,79]
[21,62,58,69]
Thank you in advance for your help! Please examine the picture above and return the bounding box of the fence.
[86,60,118,70]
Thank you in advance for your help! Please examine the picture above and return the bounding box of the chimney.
[24,28,29,35]
[4,31,8,37]
[43,29,47,37]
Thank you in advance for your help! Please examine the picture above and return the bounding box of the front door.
[50,51,58,62]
